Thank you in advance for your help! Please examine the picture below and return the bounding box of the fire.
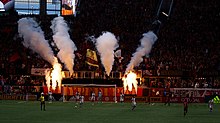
[45,69,51,89]
[51,62,62,90]
[122,71,138,94]
[45,58,63,91]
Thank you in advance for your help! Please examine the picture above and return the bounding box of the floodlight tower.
[151,0,174,34]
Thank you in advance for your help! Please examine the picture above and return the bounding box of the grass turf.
[0,100,220,123]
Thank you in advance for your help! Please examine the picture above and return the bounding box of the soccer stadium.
[0,0,220,123]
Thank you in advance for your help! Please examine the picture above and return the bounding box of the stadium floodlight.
[162,12,168,17]
[0,1,5,11]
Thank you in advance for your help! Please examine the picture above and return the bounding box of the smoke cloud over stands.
[126,31,158,73]
[18,17,57,65]
[51,16,77,75]
[96,32,119,76]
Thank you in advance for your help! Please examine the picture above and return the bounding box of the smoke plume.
[126,31,158,73]
[18,17,56,65]
[50,16,77,75]
[18,17,62,91]
[96,32,119,76]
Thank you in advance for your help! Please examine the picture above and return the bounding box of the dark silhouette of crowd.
[0,0,220,93]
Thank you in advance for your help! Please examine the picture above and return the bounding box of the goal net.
[61,84,117,103]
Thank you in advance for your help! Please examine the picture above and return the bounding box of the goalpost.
[61,84,117,103]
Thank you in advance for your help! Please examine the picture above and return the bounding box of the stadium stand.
[0,0,220,98]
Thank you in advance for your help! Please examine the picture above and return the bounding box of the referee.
[40,92,46,111]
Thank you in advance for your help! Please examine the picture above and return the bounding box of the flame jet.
[122,71,138,93]
[123,31,158,94]
[18,17,62,91]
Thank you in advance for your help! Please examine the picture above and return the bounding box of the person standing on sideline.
[131,96,136,110]
[91,91,95,104]
[48,91,53,103]
[120,92,124,103]
[164,91,171,106]
[40,92,46,111]
[183,99,188,116]
[75,91,80,103]
[208,98,214,112]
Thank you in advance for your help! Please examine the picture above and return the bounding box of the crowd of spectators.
[70,0,220,74]
[0,0,220,91]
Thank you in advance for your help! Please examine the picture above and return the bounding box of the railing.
[31,68,143,79]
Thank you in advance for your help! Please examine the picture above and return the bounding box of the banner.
[172,88,220,98]
[86,49,99,67]
[0,94,25,100]
[170,97,205,103]
[62,87,118,96]
[31,68,51,76]
[63,95,118,102]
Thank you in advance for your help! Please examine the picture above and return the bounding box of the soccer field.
[0,100,220,123]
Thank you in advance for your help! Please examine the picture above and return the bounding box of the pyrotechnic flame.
[45,69,51,89]
[51,62,62,90]
[45,58,63,91]
[122,71,138,94]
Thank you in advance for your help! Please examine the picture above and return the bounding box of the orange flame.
[45,58,63,92]
[122,71,138,94]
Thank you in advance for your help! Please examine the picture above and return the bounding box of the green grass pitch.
[0,100,220,123]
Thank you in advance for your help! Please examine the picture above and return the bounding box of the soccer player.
[91,91,95,104]
[131,96,136,110]
[79,95,84,108]
[40,92,46,111]
[208,98,214,112]
[183,99,188,116]
[164,91,171,106]
[75,91,80,103]
[98,90,102,103]
[48,91,53,103]
[120,92,124,103]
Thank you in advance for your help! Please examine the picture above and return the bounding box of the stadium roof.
[0,1,5,11]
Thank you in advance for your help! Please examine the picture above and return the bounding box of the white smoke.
[50,16,77,75]
[18,17,63,91]
[18,17,56,65]
[96,32,119,76]
[126,31,158,73]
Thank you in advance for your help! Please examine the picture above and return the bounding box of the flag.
[114,49,121,58]
[9,52,20,62]
[86,49,99,67]
[114,49,123,63]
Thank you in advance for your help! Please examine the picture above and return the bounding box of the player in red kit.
[183,99,188,116]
